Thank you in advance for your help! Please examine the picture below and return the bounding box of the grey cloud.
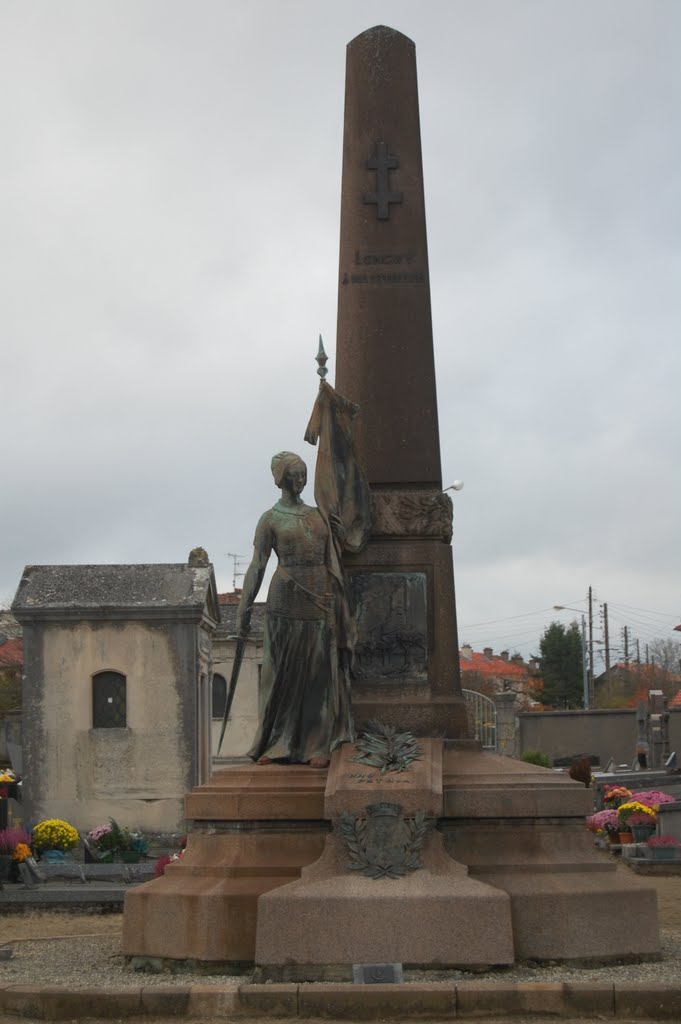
[1,1,679,662]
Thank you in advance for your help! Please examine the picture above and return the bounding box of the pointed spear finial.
[315,334,328,381]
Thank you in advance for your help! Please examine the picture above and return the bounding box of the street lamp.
[553,605,589,710]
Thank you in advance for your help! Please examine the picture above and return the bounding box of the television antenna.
[227,552,247,591]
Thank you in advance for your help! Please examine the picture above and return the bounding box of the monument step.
[442,747,592,818]
[123,830,328,963]
[185,762,328,821]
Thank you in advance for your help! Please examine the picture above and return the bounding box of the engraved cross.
[363,142,403,220]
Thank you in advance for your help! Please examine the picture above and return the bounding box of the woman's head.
[271,451,307,492]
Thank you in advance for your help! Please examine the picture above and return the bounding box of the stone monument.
[123,25,660,974]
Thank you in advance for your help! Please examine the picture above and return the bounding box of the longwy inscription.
[354,250,416,266]
[341,249,426,287]
[342,270,426,286]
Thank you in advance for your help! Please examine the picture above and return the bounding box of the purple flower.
[586,809,620,833]
[631,790,675,809]
[88,823,113,842]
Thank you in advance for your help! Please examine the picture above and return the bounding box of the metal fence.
[462,689,497,751]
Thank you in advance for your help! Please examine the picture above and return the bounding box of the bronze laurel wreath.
[351,719,423,774]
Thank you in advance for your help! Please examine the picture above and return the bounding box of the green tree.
[532,621,584,709]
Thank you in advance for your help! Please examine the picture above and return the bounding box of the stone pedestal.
[123,763,330,963]
[440,746,660,962]
[325,738,442,817]
[254,740,514,977]
[123,745,661,969]
[122,829,328,964]
[184,758,327,820]
[254,832,514,979]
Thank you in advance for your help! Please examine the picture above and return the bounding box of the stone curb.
[2,980,681,1018]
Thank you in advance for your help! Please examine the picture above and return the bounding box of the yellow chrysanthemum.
[617,800,656,823]
[32,818,79,852]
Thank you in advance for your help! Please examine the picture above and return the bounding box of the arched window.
[212,673,227,719]
[92,671,127,728]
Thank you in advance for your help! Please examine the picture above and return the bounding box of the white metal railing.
[462,688,497,750]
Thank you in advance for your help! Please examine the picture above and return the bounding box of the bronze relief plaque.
[350,571,427,684]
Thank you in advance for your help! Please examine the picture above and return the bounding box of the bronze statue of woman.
[236,450,351,767]
[236,378,371,768]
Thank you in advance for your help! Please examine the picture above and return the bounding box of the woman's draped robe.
[247,382,371,763]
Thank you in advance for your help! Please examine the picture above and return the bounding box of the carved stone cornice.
[370,488,453,542]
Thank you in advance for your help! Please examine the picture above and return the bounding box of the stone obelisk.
[336,26,468,738]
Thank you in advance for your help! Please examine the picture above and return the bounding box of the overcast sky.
[2,1,679,667]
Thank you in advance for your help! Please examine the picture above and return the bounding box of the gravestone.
[336,26,467,739]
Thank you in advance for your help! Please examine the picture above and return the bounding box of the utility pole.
[580,614,589,710]
[623,625,629,666]
[636,638,641,665]
[603,602,611,703]
[588,586,595,706]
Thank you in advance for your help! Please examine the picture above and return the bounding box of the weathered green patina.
[236,382,370,766]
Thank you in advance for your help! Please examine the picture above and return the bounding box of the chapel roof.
[12,563,220,624]
[215,600,266,640]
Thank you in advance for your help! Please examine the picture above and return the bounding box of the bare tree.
[648,638,681,676]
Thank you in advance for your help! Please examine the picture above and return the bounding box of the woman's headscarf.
[271,451,306,488]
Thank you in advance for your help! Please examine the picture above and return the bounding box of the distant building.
[459,644,540,707]
[0,622,23,767]
[211,592,265,761]
[596,661,681,708]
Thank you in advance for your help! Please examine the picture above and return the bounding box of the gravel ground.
[0,933,243,989]
[0,928,680,990]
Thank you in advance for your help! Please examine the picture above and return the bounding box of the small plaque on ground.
[353,962,403,984]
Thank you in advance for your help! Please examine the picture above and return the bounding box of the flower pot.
[42,849,66,863]
[0,853,13,881]
[99,851,114,863]
[607,832,620,845]
[631,825,656,843]
[618,832,634,845]
[652,847,679,861]
[120,850,141,863]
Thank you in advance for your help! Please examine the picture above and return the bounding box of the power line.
[608,609,675,644]
[608,601,680,619]
[459,605,577,629]
[461,627,545,646]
